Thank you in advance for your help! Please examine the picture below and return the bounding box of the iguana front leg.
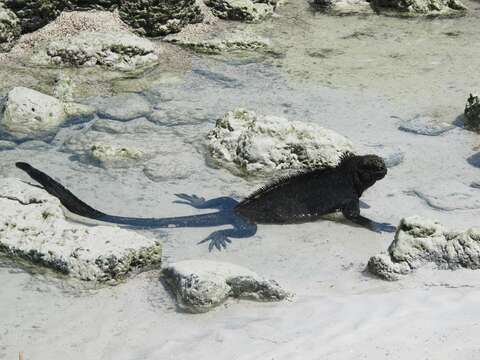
[342,199,396,233]
[198,214,257,251]
[174,194,239,211]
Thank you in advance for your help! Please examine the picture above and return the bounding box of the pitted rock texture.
[0,177,162,282]
[368,216,480,280]
[3,0,64,32]
[0,87,94,141]
[118,0,204,36]
[35,31,158,71]
[204,0,275,22]
[371,0,467,16]
[206,109,353,176]
[0,4,21,52]
[162,260,290,313]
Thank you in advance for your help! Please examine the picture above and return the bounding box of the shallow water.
[1,1,480,359]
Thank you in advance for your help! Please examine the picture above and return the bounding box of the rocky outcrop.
[164,29,272,55]
[204,0,276,22]
[0,4,21,52]
[33,31,158,71]
[64,0,119,10]
[368,216,480,280]
[311,0,375,15]
[206,109,353,176]
[162,260,290,313]
[0,177,162,282]
[2,0,62,33]
[0,87,94,141]
[118,0,204,36]
[372,0,467,16]
[311,0,467,16]
[464,94,480,133]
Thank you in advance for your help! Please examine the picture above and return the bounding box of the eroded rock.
[35,31,158,71]
[0,177,162,282]
[311,0,466,16]
[164,29,272,55]
[464,94,480,133]
[0,4,21,52]
[368,216,480,280]
[0,87,94,141]
[204,0,276,22]
[119,0,204,36]
[162,260,289,313]
[3,0,64,32]
[206,109,353,175]
[372,0,467,16]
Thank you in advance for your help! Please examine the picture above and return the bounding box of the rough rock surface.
[162,260,289,313]
[0,87,94,141]
[3,0,64,32]
[311,0,375,15]
[164,29,271,55]
[312,0,466,16]
[464,94,480,133]
[368,216,480,280]
[118,0,204,36]
[371,0,467,16]
[398,115,454,136]
[204,0,275,22]
[0,177,162,282]
[65,0,119,10]
[0,4,21,52]
[34,31,158,71]
[206,109,353,175]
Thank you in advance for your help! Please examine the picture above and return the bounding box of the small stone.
[204,0,274,22]
[162,260,290,313]
[0,87,94,141]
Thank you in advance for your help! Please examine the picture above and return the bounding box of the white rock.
[36,31,159,71]
[0,178,162,282]
[207,109,353,175]
[368,216,480,280]
[162,260,290,313]
[0,87,94,141]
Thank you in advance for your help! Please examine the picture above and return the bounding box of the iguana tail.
[15,162,229,228]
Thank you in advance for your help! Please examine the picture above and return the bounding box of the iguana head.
[341,153,387,194]
[355,154,387,190]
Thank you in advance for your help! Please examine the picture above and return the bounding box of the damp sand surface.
[1,2,480,359]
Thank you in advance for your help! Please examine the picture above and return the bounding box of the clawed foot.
[174,193,206,208]
[198,231,232,251]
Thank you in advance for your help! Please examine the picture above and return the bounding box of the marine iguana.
[15,154,394,251]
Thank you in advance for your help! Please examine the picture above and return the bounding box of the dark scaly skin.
[15,154,394,251]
